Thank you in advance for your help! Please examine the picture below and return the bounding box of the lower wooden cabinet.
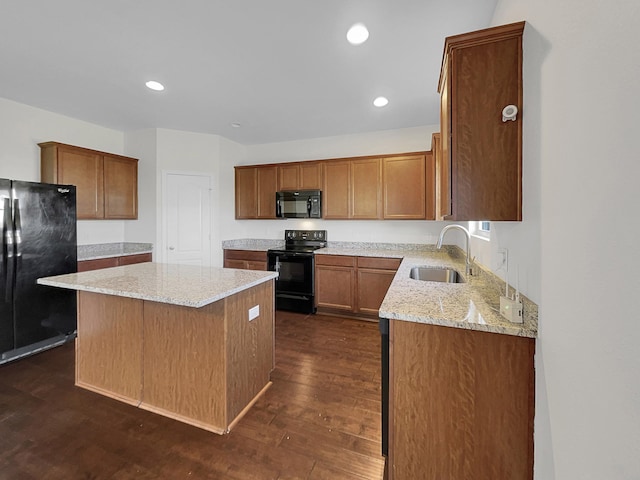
[388,320,535,480]
[315,255,356,312]
[315,255,401,317]
[356,257,401,316]
[223,249,268,271]
[78,252,152,272]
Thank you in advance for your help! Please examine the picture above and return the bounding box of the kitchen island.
[38,262,278,434]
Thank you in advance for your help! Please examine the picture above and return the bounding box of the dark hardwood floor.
[0,312,384,479]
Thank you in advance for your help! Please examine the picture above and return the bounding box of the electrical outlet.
[248,305,259,321]
[497,248,508,271]
[500,295,523,323]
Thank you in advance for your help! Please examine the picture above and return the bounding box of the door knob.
[169,246,175,250]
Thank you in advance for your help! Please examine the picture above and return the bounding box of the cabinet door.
[235,167,257,219]
[357,268,396,316]
[277,164,299,191]
[104,156,138,219]
[257,166,277,219]
[322,161,350,219]
[448,23,523,221]
[389,321,534,480]
[299,162,322,190]
[351,158,381,219]
[382,154,426,219]
[315,265,355,311]
[57,146,104,219]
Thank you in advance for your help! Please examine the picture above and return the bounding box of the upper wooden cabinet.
[322,160,351,219]
[277,162,322,191]
[383,153,434,220]
[438,21,524,221]
[351,158,381,219]
[39,142,138,220]
[236,152,433,220]
[234,165,277,219]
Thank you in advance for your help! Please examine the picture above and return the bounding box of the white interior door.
[164,172,211,266]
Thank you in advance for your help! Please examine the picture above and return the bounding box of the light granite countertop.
[220,239,538,337]
[316,244,538,338]
[78,242,153,261]
[38,262,278,308]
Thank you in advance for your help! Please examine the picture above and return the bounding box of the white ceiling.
[0,0,497,145]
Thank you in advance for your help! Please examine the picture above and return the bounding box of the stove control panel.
[285,230,327,241]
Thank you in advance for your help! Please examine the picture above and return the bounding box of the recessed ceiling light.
[231,122,241,128]
[346,23,369,45]
[145,80,165,91]
[373,96,389,107]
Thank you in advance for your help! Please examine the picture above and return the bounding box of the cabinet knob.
[169,246,175,250]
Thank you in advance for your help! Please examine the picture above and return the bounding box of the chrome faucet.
[436,224,474,276]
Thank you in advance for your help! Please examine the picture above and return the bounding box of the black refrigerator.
[0,179,77,364]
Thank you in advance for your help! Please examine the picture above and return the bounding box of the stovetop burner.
[271,229,327,253]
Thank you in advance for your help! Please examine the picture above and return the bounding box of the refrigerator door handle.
[3,197,13,260]
[13,199,22,258]
[3,197,13,302]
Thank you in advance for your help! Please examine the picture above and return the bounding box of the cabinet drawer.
[118,253,152,266]
[78,257,118,272]
[357,256,401,270]
[315,254,356,267]
[224,250,267,262]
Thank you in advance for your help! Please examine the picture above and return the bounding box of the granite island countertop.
[315,244,537,338]
[38,262,278,308]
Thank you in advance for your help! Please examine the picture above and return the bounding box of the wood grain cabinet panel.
[223,249,268,271]
[299,162,323,190]
[78,253,152,272]
[439,21,524,221]
[257,166,277,219]
[277,162,323,191]
[351,158,381,219]
[235,167,257,219]
[277,163,299,191]
[322,161,351,219]
[388,320,534,480]
[39,142,138,220]
[235,166,277,219]
[315,255,400,317]
[382,154,430,220]
[76,281,275,435]
[104,155,138,219]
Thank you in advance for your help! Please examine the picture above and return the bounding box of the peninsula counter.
[38,262,278,434]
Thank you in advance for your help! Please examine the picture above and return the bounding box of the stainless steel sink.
[409,266,465,283]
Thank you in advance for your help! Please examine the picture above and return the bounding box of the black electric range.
[267,230,327,313]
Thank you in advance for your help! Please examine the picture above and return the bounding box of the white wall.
[490,1,640,479]
[221,125,453,245]
[124,129,158,252]
[0,97,127,245]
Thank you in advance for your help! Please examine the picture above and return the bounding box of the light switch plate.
[248,305,259,321]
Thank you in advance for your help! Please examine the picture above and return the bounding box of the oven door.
[268,251,314,295]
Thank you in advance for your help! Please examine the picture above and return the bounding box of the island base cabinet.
[75,281,275,435]
[388,320,534,480]
[142,281,274,432]
[76,292,143,406]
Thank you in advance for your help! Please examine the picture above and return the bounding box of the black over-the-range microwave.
[275,190,322,218]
